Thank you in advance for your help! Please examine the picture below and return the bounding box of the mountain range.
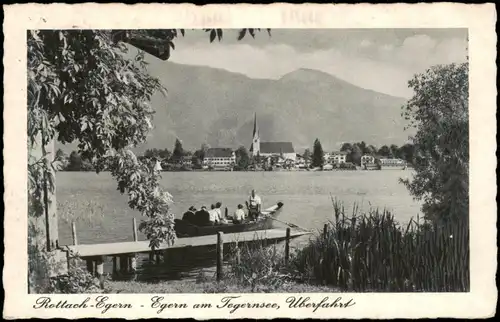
[58,56,413,154]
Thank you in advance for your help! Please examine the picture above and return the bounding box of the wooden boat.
[174,202,284,238]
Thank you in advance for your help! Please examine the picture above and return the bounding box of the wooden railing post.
[132,218,138,242]
[96,256,105,289]
[86,259,94,274]
[71,222,78,245]
[155,252,161,265]
[119,255,128,274]
[233,242,241,265]
[155,251,161,265]
[112,256,118,277]
[163,250,168,268]
[216,232,224,281]
[131,219,138,278]
[66,222,78,271]
[43,137,59,251]
[130,254,137,280]
[130,254,137,270]
[285,227,291,266]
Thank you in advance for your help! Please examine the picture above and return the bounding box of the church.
[249,113,296,162]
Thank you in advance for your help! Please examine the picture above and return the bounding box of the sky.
[168,29,468,98]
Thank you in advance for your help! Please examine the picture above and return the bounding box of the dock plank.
[64,229,311,258]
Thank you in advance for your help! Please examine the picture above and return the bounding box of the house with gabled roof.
[203,147,236,170]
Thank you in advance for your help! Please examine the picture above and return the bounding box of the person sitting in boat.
[232,204,246,224]
[196,206,212,226]
[248,189,262,220]
[214,202,228,224]
[194,206,211,226]
[182,206,197,224]
[208,203,221,225]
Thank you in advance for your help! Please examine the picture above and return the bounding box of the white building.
[249,113,296,162]
[378,158,407,169]
[361,155,375,167]
[324,151,347,164]
[203,148,236,170]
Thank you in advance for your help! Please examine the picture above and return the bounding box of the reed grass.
[290,198,469,292]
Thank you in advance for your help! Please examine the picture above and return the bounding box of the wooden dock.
[62,228,311,285]
[64,228,309,258]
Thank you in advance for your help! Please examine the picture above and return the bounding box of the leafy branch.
[28,30,176,250]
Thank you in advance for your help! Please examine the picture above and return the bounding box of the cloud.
[381,34,467,70]
[401,34,437,53]
[432,37,468,64]
[169,33,467,98]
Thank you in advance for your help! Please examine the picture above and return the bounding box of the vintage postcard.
[3,3,497,319]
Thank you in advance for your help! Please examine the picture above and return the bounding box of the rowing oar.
[261,214,311,232]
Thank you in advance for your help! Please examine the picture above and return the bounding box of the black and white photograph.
[3,3,497,320]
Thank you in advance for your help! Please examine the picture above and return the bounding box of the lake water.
[57,170,422,246]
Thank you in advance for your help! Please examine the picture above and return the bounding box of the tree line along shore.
[55,139,418,172]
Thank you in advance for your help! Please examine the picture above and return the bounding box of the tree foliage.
[67,150,94,171]
[399,143,416,164]
[171,138,184,163]
[235,146,250,170]
[347,145,363,166]
[312,139,324,168]
[358,141,367,154]
[366,145,377,155]
[144,148,170,160]
[302,148,312,162]
[340,143,352,152]
[401,62,469,223]
[54,148,69,169]
[55,148,67,160]
[191,150,203,168]
[377,145,391,157]
[389,144,399,158]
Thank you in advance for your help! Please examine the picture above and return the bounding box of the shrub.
[48,260,102,294]
[225,240,292,292]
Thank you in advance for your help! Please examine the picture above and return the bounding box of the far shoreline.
[57,168,414,174]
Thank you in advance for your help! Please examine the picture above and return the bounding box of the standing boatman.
[248,189,262,220]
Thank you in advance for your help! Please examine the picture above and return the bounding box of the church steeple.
[251,112,260,156]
